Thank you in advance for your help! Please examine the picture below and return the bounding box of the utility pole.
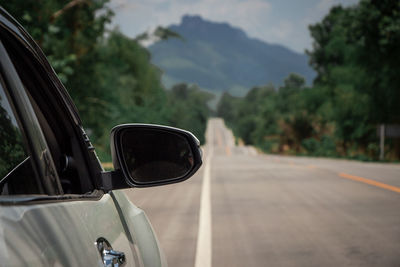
[379,124,385,161]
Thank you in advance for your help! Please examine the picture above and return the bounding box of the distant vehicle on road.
[0,7,202,267]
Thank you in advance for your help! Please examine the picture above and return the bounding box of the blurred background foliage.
[1,0,212,161]
[218,0,400,161]
[1,0,399,161]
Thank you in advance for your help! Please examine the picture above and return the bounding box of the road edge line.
[194,135,213,267]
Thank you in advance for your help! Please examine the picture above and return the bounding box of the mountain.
[149,15,315,96]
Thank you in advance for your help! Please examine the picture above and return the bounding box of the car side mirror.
[108,124,202,188]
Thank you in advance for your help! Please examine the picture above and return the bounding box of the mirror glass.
[120,128,194,183]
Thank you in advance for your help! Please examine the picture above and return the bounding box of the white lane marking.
[194,126,214,267]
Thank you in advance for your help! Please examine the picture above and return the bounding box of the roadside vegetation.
[2,0,212,161]
[3,0,399,162]
[218,0,400,161]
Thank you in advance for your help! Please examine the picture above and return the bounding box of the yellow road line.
[338,172,400,194]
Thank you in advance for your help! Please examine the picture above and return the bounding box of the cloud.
[270,20,293,40]
[111,0,271,38]
[110,0,358,53]
[303,0,358,25]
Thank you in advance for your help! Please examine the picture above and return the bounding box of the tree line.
[3,0,399,161]
[218,0,400,161]
[2,0,212,161]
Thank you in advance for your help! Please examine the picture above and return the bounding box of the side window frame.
[3,36,98,195]
[0,73,43,195]
[0,40,63,196]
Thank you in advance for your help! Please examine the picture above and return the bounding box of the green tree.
[167,83,213,144]
[307,2,383,156]
[1,1,212,161]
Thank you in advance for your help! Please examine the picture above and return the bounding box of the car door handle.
[96,237,126,267]
[103,248,126,267]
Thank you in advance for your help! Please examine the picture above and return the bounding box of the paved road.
[126,118,400,267]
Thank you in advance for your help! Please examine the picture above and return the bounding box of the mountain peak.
[175,15,247,42]
[149,15,315,94]
[181,15,204,25]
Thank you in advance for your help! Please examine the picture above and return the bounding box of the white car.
[0,7,202,267]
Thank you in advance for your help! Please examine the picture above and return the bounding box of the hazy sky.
[110,0,358,53]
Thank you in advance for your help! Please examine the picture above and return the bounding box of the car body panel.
[0,193,140,266]
[111,190,167,267]
[0,192,167,267]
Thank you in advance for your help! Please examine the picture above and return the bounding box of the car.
[0,7,202,267]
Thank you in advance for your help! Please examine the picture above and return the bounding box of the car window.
[0,76,41,195]
[0,30,95,195]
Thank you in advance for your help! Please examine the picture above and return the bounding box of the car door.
[0,15,143,267]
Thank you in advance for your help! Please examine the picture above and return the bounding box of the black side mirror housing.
[102,124,202,190]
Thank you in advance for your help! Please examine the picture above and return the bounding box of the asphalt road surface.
[125,118,400,267]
